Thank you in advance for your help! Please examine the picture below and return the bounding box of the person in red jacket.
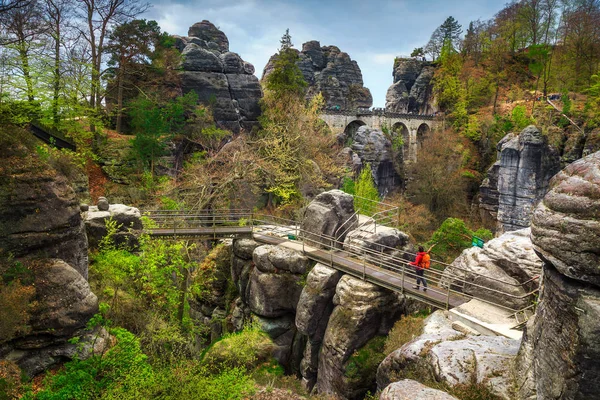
[410,246,428,291]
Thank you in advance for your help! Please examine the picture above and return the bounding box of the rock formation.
[300,190,357,249]
[380,380,459,400]
[345,126,403,196]
[440,228,542,310]
[262,41,372,111]
[385,58,436,115]
[377,311,520,400]
[84,202,143,249]
[176,20,262,133]
[0,127,100,376]
[518,151,600,399]
[478,125,561,234]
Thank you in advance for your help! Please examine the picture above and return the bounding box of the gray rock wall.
[385,58,436,115]
[520,151,600,400]
[262,41,372,111]
[177,20,262,133]
[479,126,561,234]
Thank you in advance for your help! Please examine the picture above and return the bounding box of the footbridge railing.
[143,210,539,327]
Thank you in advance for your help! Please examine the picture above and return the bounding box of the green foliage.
[28,328,151,400]
[200,322,275,374]
[511,105,533,130]
[585,74,600,128]
[263,45,307,98]
[129,91,197,174]
[383,315,425,355]
[428,218,492,262]
[463,115,482,142]
[354,165,380,216]
[345,336,386,385]
[341,176,356,195]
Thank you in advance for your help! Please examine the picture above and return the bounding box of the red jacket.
[410,252,427,269]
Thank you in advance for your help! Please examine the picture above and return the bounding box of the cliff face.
[515,151,600,400]
[478,125,561,234]
[262,41,373,111]
[0,127,99,376]
[176,20,262,133]
[385,58,435,114]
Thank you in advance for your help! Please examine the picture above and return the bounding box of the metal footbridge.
[145,210,538,330]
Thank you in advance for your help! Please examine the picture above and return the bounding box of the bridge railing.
[251,213,539,317]
[144,210,539,323]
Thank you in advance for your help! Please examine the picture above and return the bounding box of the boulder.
[316,275,403,399]
[531,151,600,285]
[187,20,229,53]
[262,41,372,110]
[349,126,402,196]
[256,314,304,373]
[220,52,244,74]
[440,228,542,310]
[301,190,357,249]
[232,238,259,260]
[377,311,519,400]
[344,225,413,266]
[385,58,436,115]
[479,126,561,234]
[246,267,303,318]
[96,196,109,211]
[84,203,142,250]
[380,380,459,400]
[1,259,100,376]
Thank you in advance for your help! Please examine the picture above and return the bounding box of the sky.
[143,0,503,107]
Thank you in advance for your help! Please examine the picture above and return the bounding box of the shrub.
[0,361,22,400]
[200,323,275,373]
[384,315,425,355]
[345,336,386,385]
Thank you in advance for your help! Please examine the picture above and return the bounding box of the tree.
[425,26,444,61]
[411,47,424,58]
[354,164,380,216]
[407,128,469,219]
[264,31,306,98]
[279,28,292,51]
[129,91,196,175]
[106,19,161,133]
[75,0,149,140]
[439,16,463,50]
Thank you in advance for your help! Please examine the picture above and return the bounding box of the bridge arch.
[416,123,431,152]
[391,122,410,158]
[344,120,366,141]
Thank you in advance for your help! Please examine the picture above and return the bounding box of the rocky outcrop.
[478,126,561,234]
[0,131,88,279]
[316,275,404,399]
[84,202,142,249]
[440,228,542,310]
[347,126,402,196]
[385,58,436,115]
[519,151,600,399]
[262,41,372,111]
[380,380,459,400]
[177,20,262,133]
[300,190,357,249]
[296,264,343,390]
[0,128,99,376]
[378,311,520,400]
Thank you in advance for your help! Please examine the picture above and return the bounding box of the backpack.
[420,253,431,269]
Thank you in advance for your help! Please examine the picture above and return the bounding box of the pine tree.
[439,16,462,50]
[279,28,292,51]
[354,164,380,216]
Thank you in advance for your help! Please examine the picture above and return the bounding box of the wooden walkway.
[254,233,469,310]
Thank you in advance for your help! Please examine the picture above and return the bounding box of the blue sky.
[143,0,502,107]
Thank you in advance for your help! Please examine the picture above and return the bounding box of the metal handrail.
[144,210,540,319]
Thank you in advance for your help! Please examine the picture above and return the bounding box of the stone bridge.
[320,108,436,162]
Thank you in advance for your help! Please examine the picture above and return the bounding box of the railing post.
[446,284,451,310]
[400,264,405,294]
[362,250,366,280]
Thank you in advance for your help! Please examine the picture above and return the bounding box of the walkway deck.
[254,233,469,310]
[149,226,253,238]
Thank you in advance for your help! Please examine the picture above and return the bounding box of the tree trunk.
[52,25,61,127]
[18,46,34,103]
[116,58,124,133]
